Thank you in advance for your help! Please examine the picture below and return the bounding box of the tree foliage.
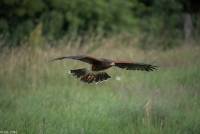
[0,0,199,47]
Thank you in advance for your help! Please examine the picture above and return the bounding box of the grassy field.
[0,44,200,134]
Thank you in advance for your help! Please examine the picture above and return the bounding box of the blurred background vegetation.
[0,0,199,49]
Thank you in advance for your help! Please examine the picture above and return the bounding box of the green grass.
[0,45,200,134]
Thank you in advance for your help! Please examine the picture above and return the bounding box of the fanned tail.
[80,73,96,83]
[94,72,111,83]
[69,68,88,78]
[69,69,111,83]
[80,72,111,83]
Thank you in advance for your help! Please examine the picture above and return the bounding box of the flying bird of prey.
[51,55,157,83]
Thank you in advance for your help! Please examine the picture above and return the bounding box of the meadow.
[0,41,200,134]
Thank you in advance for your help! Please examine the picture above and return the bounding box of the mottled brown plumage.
[51,55,157,83]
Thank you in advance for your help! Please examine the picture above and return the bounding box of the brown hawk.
[51,55,157,83]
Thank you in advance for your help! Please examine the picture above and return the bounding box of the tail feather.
[70,68,88,78]
[95,72,111,83]
[80,73,96,83]
[69,68,111,83]
[80,72,111,83]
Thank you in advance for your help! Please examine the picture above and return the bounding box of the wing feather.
[51,55,102,65]
[114,62,157,71]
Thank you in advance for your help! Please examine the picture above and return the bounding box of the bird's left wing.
[50,55,102,65]
[114,61,157,71]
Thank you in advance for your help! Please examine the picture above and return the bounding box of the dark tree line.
[0,0,199,47]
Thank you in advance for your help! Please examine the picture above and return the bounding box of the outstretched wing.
[51,55,102,65]
[114,62,157,71]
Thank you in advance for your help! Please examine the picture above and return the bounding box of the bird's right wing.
[50,55,102,65]
[114,61,157,71]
